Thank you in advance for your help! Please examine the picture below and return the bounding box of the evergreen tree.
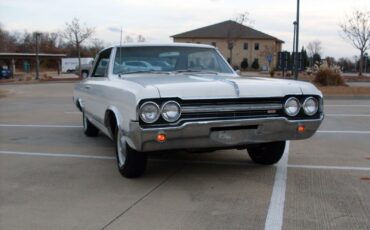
[301,47,309,68]
[251,59,259,69]
[241,58,248,70]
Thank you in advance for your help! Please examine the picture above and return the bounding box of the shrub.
[269,68,275,77]
[251,59,259,70]
[313,61,346,86]
[241,59,248,70]
[232,65,240,70]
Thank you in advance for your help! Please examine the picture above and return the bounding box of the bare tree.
[61,18,94,76]
[339,9,370,76]
[89,38,106,56]
[0,24,17,52]
[306,40,322,58]
[226,11,253,65]
[137,34,146,42]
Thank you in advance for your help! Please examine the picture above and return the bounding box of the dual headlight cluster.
[139,101,181,123]
[284,97,319,117]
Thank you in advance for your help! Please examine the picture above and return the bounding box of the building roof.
[0,53,67,58]
[172,20,284,43]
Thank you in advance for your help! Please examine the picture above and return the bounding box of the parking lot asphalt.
[0,83,369,230]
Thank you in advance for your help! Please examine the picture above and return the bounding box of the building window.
[254,43,259,50]
[243,43,248,50]
[211,42,216,47]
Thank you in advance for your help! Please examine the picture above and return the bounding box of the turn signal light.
[297,125,305,133]
[156,133,167,142]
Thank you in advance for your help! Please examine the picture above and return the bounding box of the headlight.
[161,101,181,122]
[303,97,319,116]
[284,97,300,116]
[139,102,160,123]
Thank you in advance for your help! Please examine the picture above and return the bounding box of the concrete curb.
[0,80,80,86]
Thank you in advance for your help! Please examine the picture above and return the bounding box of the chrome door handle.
[84,86,91,90]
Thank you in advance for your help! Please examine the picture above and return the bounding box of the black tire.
[83,113,99,137]
[247,141,286,165]
[115,128,147,178]
[81,71,88,78]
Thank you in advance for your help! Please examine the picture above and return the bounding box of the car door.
[83,48,112,125]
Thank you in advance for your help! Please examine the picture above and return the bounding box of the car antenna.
[118,27,123,79]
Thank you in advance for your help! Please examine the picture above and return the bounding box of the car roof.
[102,43,214,52]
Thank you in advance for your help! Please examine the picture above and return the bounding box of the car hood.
[122,73,321,99]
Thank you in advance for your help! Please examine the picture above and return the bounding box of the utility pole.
[294,0,300,80]
[292,21,297,74]
[35,32,41,80]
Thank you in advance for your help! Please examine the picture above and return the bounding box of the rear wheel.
[83,113,99,137]
[247,141,286,165]
[115,128,147,178]
[81,71,88,78]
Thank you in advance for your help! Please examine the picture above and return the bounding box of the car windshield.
[113,46,233,75]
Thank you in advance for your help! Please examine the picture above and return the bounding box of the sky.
[0,0,369,59]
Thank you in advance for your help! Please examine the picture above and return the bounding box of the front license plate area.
[210,129,256,145]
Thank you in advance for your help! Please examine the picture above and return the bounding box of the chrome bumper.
[125,115,324,152]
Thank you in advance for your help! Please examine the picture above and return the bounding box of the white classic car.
[73,43,324,178]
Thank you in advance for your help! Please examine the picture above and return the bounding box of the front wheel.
[247,141,286,165]
[83,113,99,137]
[115,129,147,178]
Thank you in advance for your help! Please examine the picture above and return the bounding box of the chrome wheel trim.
[116,130,126,167]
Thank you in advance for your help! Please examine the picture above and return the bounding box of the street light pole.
[294,0,300,80]
[292,21,297,74]
[35,32,41,80]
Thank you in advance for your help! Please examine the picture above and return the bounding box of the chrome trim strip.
[181,103,283,113]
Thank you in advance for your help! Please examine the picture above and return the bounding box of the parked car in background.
[73,43,324,178]
[0,66,12,79]
[61,57,93,73]
[75,60,94,78]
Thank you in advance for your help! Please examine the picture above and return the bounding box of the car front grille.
[140,97,286,128]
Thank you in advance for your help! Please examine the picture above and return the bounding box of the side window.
[244,43,248,50]
[254,43,260,50]
[92,48,112,77]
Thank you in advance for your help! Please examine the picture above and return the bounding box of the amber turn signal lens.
[297,125,305,133]
[156,133,167,142]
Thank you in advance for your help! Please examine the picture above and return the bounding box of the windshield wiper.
[174,69,218,75]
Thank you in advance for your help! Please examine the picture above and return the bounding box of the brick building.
[172,20,284,70]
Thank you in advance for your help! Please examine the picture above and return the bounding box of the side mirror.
[235,69,241,75]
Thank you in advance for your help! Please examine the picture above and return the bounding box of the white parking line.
[317,130,370,134]
[264,141,290,230]
[2,150,370,172]
[326,105,370,107]
[0,150,115,160]
[1,124,370,136]
[288,164,370,171]
[0,124,82,128]
[326,114,370,117]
